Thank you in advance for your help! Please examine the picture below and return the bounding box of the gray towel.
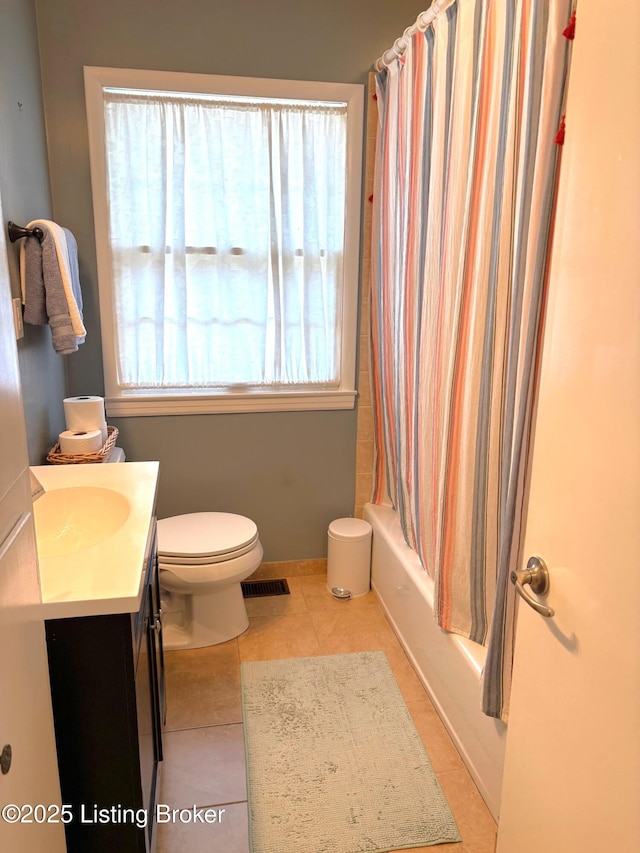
[23,231,79,354]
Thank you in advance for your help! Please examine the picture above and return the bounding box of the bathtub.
[364,502,506,820]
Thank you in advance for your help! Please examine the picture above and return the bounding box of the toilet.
[157,512,263,650]
[106,448,262,650]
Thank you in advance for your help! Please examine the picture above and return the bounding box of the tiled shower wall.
[354,73,378,520]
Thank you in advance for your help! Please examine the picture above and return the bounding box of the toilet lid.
[157,512,258,559]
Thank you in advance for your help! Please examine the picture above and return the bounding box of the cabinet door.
[151,541,166,734]
[46,613,147,852]
[135,585,156,851]
[136,526,164,852]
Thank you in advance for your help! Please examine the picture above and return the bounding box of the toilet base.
[161,582,250,650]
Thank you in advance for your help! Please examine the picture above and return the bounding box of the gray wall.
[34,0,424,559]
[0,0,67,464]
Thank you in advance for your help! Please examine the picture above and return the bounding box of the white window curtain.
[103,90,348,393]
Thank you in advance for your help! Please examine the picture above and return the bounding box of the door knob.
[511,556,555,618]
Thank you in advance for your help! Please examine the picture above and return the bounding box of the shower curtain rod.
[374,1,446,72]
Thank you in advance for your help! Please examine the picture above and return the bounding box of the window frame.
[84,66,364,416]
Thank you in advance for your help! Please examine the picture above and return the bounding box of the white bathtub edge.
[364,502,506,821]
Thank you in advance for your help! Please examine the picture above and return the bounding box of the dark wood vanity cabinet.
[45,521,165,853]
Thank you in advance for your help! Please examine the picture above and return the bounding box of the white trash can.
[326,517,372,599]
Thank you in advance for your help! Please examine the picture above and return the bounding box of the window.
[84,67,364,415]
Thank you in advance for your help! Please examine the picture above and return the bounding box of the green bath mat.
[241,651,461,853]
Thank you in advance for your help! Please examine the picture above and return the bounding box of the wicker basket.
[46,425,119,465]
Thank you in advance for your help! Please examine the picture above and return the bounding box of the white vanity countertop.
[31,461,159,619]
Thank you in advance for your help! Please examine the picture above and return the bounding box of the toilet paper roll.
[58,429,104,455]
[63,396,107,438]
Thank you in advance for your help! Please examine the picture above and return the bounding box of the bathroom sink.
[33,486,131,557]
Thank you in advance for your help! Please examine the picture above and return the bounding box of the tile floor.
[157,574,497,853]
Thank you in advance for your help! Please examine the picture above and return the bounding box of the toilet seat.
[159,542,262,586]
[158,536,259,565]
[157,512,258,560]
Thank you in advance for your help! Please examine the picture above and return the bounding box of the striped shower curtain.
[370,0,574,720]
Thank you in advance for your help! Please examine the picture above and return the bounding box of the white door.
[0,200,65,849]
[496,4,640,852]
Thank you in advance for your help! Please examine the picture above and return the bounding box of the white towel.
[20,219,86,339]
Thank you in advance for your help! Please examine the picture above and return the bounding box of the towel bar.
[7,221,44,243]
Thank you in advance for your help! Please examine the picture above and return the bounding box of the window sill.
[105,390,357,417]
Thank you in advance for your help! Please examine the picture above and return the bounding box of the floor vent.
[241,578,290,598]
